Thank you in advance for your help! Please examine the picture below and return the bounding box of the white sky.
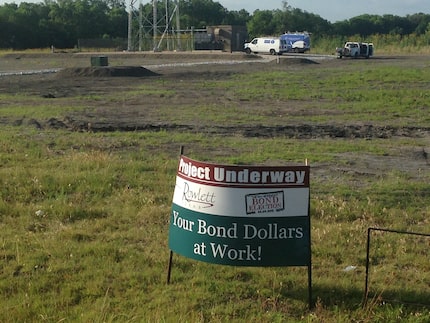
[218,0,429,22]
[0,0,428,22]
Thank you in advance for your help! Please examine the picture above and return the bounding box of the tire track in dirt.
[5,116,429,140]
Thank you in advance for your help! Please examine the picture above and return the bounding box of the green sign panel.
[168,155,310,267]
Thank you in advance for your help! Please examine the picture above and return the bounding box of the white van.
[244,37,282,55]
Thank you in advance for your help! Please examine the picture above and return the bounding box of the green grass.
[1,56,430,322]
[1,128,429,322]
[202,64,430,126]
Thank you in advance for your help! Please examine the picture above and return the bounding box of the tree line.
[1,0,429,49]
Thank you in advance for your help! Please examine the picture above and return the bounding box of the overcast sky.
[0,0,428,23]
[218,0,429,22]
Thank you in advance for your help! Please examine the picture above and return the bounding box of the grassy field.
[0,53,429,322]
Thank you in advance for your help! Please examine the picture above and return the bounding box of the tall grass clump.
[312,33,430,55]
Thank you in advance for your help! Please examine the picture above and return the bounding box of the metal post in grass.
[306,158,313,309]
[167,145,184,284]
[166,249,173,284]
[363,227,372,307]
[363,227,430,307]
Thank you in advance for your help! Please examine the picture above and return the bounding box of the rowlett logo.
[246,191,284,215]
[182,182,216,209]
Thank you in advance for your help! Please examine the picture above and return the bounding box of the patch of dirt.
[0,53,428,140]
[27,117,427,140]
[57,66,160,78]
[272,57,319,65]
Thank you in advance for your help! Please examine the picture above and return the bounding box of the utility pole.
[127,0,135,51]
[175,0,181,50]
[153,0,158,51]
[127,0,179,52]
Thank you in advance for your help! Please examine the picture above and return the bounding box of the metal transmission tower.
[127,0,181,52]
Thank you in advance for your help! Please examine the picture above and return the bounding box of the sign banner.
[168,155,310,267]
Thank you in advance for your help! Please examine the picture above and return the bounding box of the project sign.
[168,155,310,267]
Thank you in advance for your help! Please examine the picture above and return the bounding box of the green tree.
[47,0,125,48]
[222,9,250,26]
[180,0,227,28]
[276,7,331,35]
[247,10,277,38]
[105,5,128,38]
[1,0,430,50]
[0,2,53,49]
[0,3,19,48]
[408,13,430,35]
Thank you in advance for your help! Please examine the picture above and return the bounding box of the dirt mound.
[272,57,319,65]
[57,66,160,77]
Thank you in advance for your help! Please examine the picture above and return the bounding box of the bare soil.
[0,51,429,180]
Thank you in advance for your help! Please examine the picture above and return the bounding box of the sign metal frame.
[167,147,313,309]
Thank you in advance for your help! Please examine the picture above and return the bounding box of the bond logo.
[245,191,284,215]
